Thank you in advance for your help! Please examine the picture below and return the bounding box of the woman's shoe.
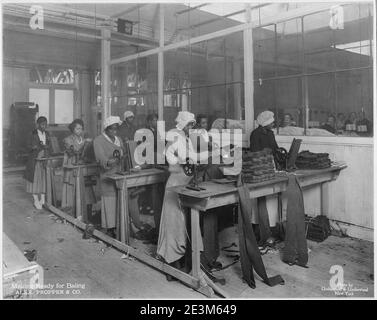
[34,200,42,210]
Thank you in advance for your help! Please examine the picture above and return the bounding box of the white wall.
[276,135,373,241]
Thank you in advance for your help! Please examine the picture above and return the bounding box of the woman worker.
[93,116,124,237]
[61,119,95,219]
[157,111,220,276]
[24,116,52,210]
[249,110,279,247]
[93,116,149,238]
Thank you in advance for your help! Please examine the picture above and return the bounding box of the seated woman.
[93,116,149,238]
[24,116,52,210]
[157,111,220,277]
[61,119,95,219]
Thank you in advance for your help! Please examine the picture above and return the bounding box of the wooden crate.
[3,233,44,299]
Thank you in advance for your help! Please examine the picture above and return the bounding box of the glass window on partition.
[257,2,374,137]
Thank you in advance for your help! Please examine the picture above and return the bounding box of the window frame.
[28,82,77,125]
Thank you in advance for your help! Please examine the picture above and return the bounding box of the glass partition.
[252,2,373,137]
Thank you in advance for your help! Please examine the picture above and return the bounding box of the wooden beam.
[175,3,209,16]
[158,4,164,122]
[101,28,111,125]
[244,4,254,145]
[110,2,334,66]
[188,4,270,30]
[45,204,201,290]
[111,4,148,19]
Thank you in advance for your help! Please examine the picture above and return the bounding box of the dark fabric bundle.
[242,148,276,183]
[282,175,308,267]
[296,151,331,169]
[237,185,284,288]
[305,215,331,242]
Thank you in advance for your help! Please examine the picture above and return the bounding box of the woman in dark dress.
[24,116,52,209]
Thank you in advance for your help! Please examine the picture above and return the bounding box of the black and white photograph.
[1,0,375,301]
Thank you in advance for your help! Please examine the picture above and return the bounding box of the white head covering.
[123,111,135,120]
[257,111,275,127]
[175,111,196,130]
[103,116,122,130]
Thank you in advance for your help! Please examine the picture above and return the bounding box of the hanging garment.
[237,184,284,288]
[282,174,308,267]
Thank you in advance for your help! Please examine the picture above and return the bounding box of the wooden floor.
[2,175,374,299]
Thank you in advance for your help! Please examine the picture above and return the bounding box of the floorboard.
[2,175,374,298]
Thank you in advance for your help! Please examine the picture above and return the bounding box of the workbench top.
[176,163,347,200]
[107,168,167,180]
[63,162,99,169]
[36,155,64,161]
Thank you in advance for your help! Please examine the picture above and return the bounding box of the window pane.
[111,55,158,130]
[275,77,302,130]
[55,89,74,124]
[334,3,372,69]
[276,18,303,76]
[29,66,75,84]
[336,69,373,136]
[29,88,49,120]
[308,74,336,134]
[304,11,336,73]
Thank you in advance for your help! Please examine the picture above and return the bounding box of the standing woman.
[157,111,218,273]
[61,119,94,217]
[93,116,124,237]
[24,116,52,209]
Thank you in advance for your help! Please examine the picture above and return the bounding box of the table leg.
[203,210,219,264]
[75,168,81,220]
[320,181,329,216]
[190,208,201,279]
[46,163,52,205]
[118,180,130,245]
[278,192,283,222]
[81,172,88,223]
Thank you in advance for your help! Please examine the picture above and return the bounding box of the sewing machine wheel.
[183,158,194,176]
[275,147,288,170]
[113,149,121,159]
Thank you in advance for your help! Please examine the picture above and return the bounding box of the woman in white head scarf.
[93,116,124,237]
[93,116,151,238]
[157,111,219,276]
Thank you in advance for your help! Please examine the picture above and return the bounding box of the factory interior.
[2,2,375,299]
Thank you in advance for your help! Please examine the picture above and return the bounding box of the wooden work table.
[46,163,347,298]
[107,168,168,244]
[62,162,99,222]
[175,163,347,297]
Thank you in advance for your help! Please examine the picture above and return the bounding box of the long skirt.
[25,161,46,194]
[157,169,204,264]
[61,169,96,218]
[101,195,116,229]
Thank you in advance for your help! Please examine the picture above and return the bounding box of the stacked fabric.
[295,150,331,169]
[242,149,276,183]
